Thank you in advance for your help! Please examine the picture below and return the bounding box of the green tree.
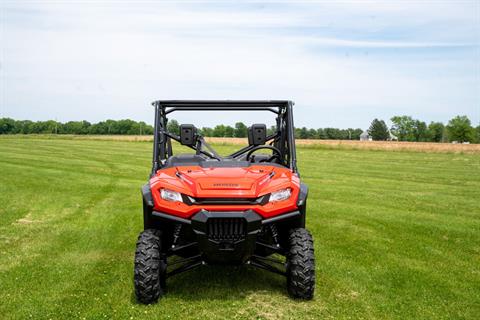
[350,128,363,140]
[44,120,61,134]
[390,116,415,141]
[323,128,334,139]
[29,121,43,133]
[116,119,135,134]
[167,119,180,135]
[446,115,474,143]
[339,129,349,140]
[89,121,109,134]
[142,123,154,135]
[63,121,91,134]
[427,122,445,142]
[413,120,428,142]
[224,126,234,137]
[212,125,226,137]
[316,128,326,139]
[31,121,56,134]
[475,125,480,144]
[15,120,34,134]
[200,127,213,137]
[129,121,144,135]
[104,120,118,134]
[299,127,309,139]
[308,128,317,139]
[137,121,152,135]
[390,116,428,142]
[234,122,247,138]
[368,119,389,141]
[0,118,16,134]
[324,128,342,139]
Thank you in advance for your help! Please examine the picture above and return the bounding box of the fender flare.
[142,183,154,207]
[297,183,308,206]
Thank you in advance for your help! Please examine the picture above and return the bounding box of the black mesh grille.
[207,218,246,241]
[183,195,269,206]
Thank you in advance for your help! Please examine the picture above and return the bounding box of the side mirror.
[248,124,266,146]
[179,124,197,146]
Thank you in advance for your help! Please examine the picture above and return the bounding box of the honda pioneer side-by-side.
[134,100,315,303]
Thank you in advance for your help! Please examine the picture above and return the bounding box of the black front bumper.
[151,209,300,264]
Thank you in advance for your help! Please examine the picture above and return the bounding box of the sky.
[1,0,479,129]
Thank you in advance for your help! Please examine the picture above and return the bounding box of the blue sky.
[1,1,479,129]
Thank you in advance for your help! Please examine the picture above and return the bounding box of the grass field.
[0,136,479,319]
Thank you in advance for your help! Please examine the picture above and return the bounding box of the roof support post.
[152,102,160,175]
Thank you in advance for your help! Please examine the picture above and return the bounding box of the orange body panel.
[150,165,300,219]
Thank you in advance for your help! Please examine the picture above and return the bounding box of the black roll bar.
[286,101,298,173]
[152,102,160,175]
[150,100,297,174]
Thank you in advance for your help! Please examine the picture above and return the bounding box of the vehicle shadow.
[131,264,286,303]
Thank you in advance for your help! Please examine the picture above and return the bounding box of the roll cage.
[150,100,298,175]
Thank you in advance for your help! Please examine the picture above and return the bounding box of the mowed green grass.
[0,136,479,320]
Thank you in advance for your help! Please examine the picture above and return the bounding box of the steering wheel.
[246,145,282,163]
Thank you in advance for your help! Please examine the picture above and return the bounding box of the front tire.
[134,229,166,304]
[286,228,315,299]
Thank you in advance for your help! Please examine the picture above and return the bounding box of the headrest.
[248,124,267,146]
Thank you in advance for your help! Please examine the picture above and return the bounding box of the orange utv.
[134,101,315,303]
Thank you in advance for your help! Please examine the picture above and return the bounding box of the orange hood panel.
[149,165,300,219]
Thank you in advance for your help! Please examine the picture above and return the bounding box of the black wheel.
[134,229,166,304]
[286,228,315,299]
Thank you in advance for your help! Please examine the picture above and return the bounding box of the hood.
[150,165,296,198]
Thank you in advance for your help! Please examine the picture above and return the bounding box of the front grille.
[207,218,246,241]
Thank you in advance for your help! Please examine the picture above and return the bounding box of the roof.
[152,100,293,114]
[152,100,292,108]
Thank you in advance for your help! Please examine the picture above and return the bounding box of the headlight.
[160,189,183,202]
[269,188,292,202]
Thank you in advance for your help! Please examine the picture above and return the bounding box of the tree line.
[0,118,154,135]
[367,115,479,143]
[0,118,365,140]
[169,121,365,140]
[1,115,479,143]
